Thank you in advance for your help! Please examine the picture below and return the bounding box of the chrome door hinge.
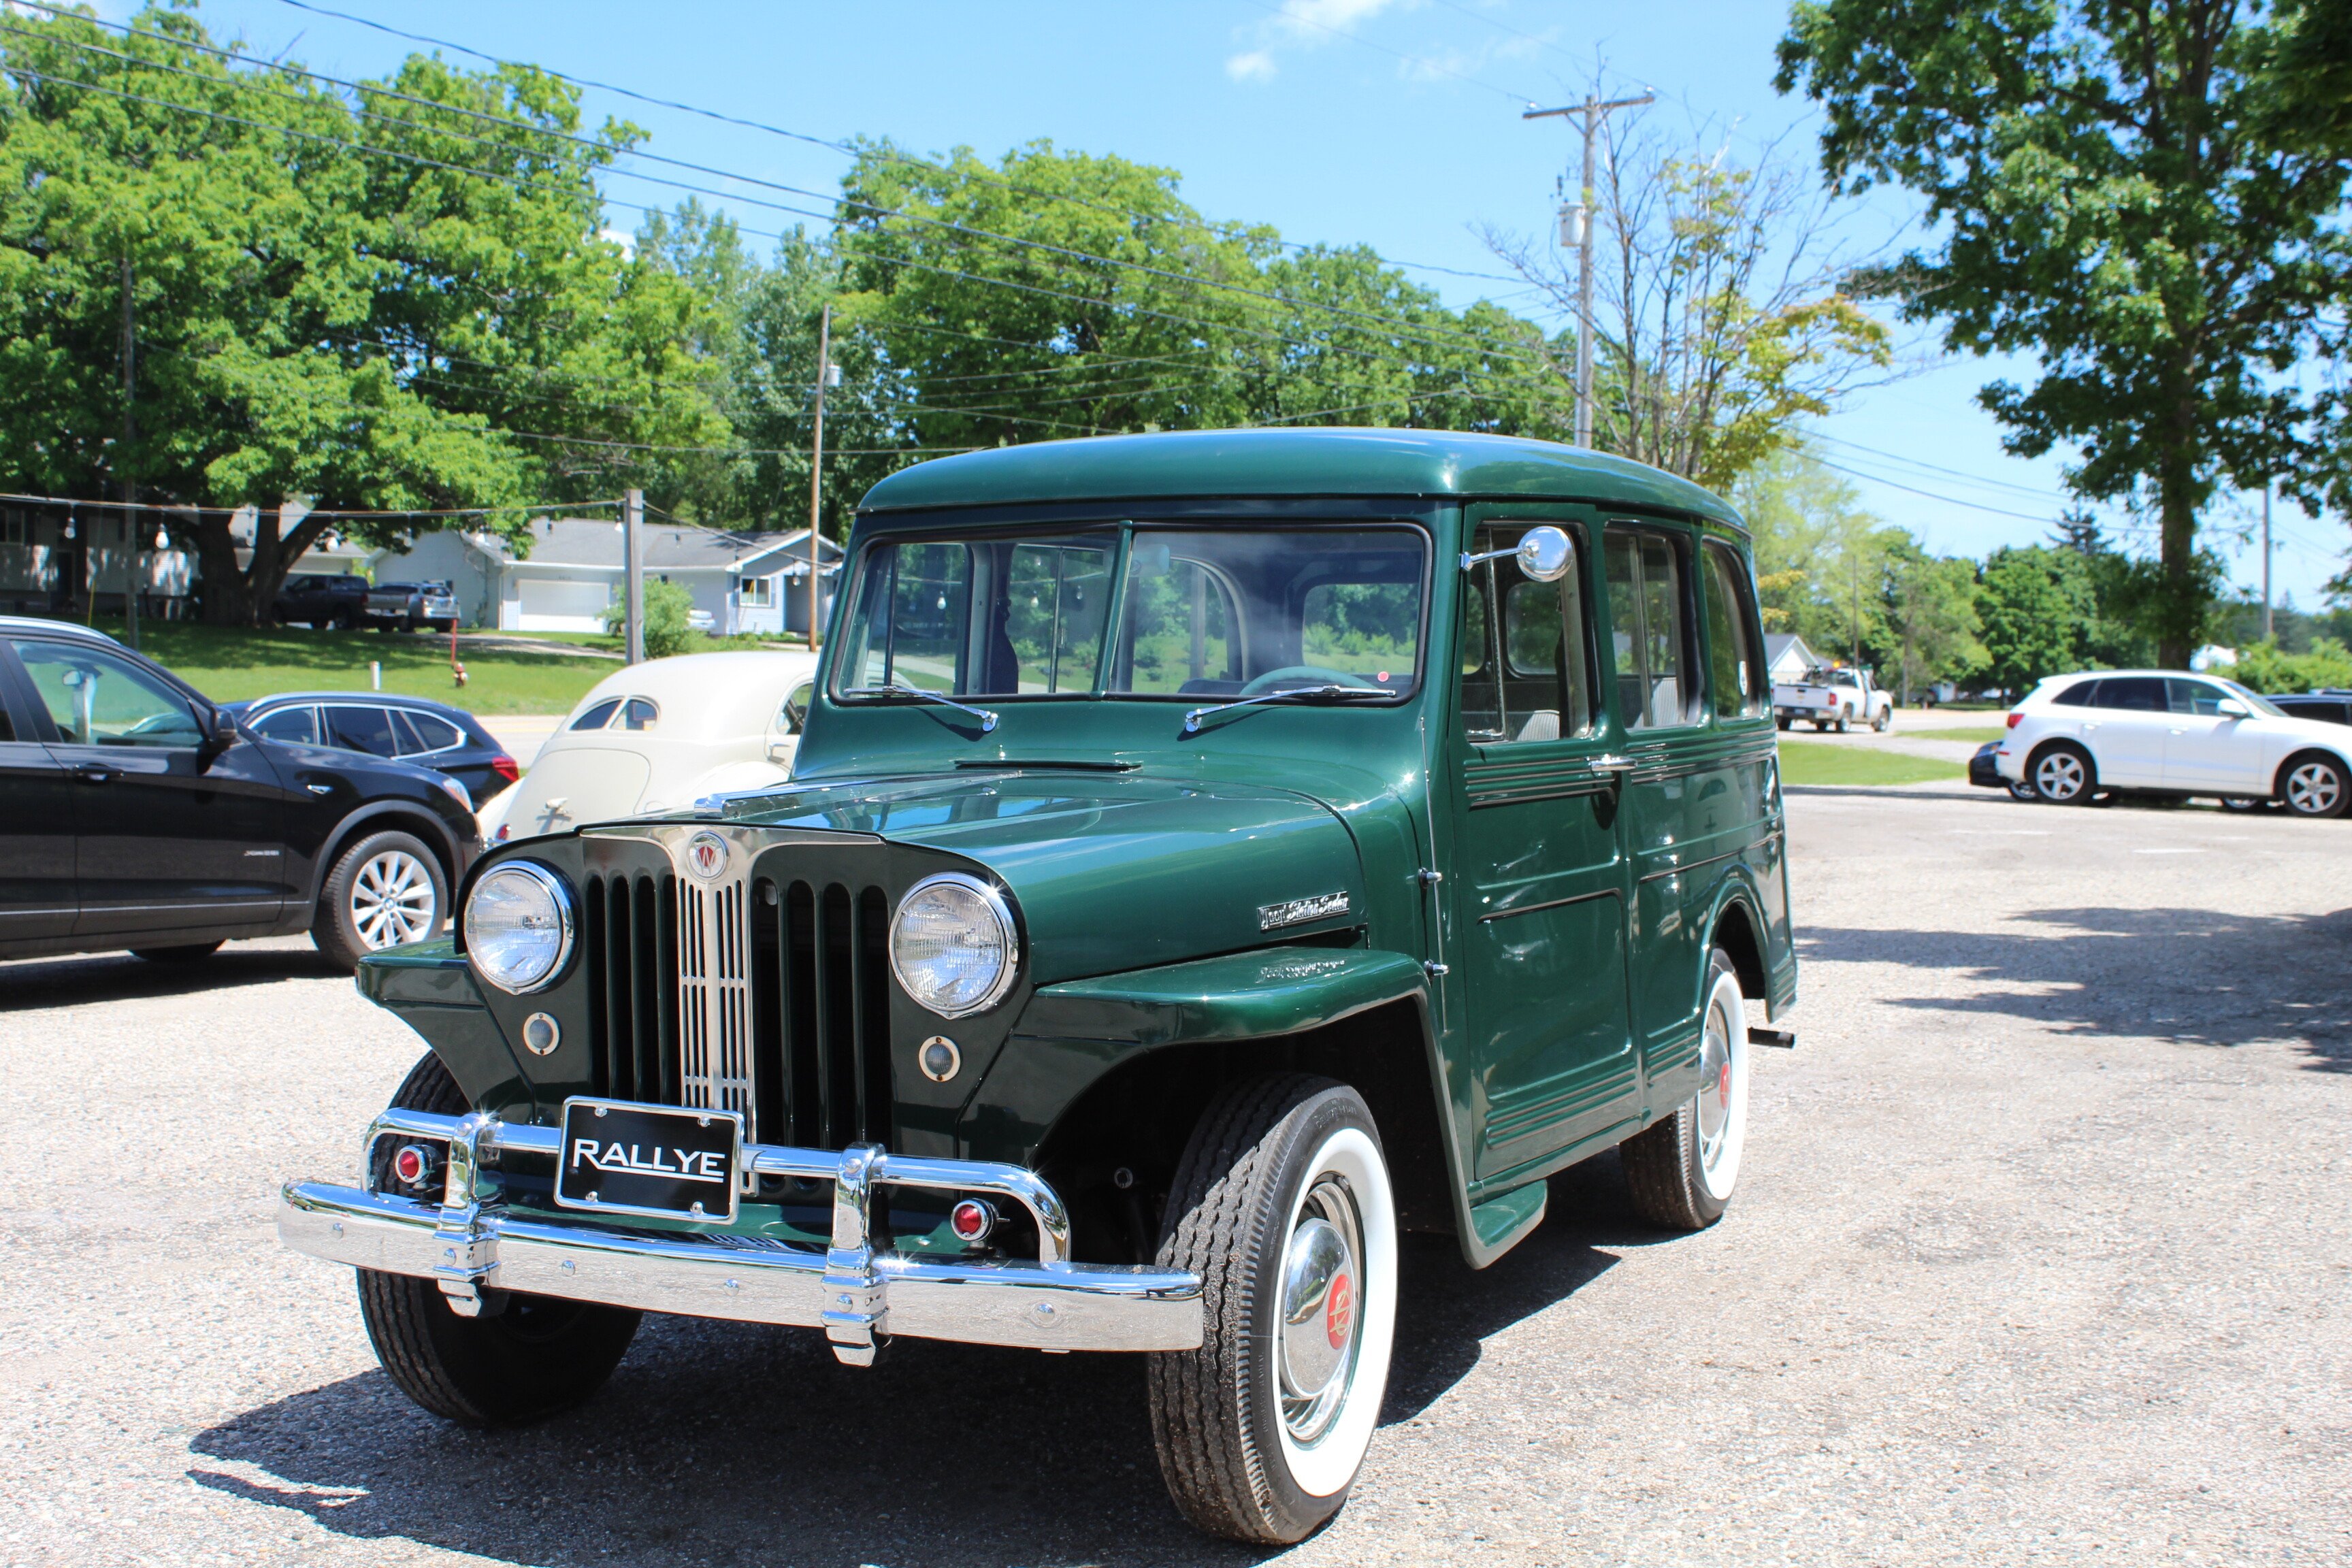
[1416,868,1443,885]
[1423,961,1450,977]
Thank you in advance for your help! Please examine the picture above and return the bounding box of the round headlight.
[889,872,1017,1018]
[464,862,574,994]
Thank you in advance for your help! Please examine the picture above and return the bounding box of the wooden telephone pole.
[805,304,833,650]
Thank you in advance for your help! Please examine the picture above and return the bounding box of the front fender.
[957,947,1428,1164]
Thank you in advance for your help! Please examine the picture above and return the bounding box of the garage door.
[515,578,612,627]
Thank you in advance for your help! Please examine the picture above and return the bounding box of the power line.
[1809,429,2076,502]
[1241,0,1536,103]
[0,488,612,518]
[267,0,1529,289]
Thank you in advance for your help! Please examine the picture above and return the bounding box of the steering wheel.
[1238,665,1382,697]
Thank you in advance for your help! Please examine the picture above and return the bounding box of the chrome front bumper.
[278,1107,1203,1365]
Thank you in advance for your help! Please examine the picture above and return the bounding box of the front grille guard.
[361,1105,1078,1366]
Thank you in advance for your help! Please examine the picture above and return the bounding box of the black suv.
[0,617,481,970]
[2265,690,2352,726]
[225,691,518,808]
[274,573,371,630]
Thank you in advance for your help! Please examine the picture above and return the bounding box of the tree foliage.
[1777,0,2352,666]
[0,5,723,622]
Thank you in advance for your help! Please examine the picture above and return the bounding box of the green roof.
[856,427,1743,527]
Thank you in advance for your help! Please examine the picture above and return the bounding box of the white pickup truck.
[1774,664,1894,732]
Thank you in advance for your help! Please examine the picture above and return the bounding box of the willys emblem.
[685,831,730,880]
[1258,891,1350,932]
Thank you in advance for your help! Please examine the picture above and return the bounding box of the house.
[373,517,844,636]
[0,501,195,618]
[1764,632,1823,683]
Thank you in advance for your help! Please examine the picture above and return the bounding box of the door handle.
[73,762,120,784]
[306,783,333,796]
[1588,755,1637,774]
[2168,728,2187,735]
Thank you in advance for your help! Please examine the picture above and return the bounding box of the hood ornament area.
[685,831,730,880]
[1258,892,1351,932]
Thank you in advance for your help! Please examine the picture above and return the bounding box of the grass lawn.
[46,616,612,715]
[1777,738,1963,787]
[1919,725,2012,745]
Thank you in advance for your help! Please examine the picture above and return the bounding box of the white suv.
[1997,670,2352,817]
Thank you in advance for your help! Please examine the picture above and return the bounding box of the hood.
[715,770,1365,985]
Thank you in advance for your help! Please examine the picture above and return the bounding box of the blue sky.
[174,0,2340,610]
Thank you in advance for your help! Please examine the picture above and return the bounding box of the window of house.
[1604,527,1693,730]
[0,510,24,546]
[740,576,772,607]
[1458,523,1595,745]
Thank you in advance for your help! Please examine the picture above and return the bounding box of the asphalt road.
[1,779,2346,1567]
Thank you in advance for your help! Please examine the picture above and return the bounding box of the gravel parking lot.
[2,780,2346,1567]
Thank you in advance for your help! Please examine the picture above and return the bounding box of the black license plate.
[555,1098,742,1222]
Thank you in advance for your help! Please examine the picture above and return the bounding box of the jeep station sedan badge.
[276,429,1796,1548]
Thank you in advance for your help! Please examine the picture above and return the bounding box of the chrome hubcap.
[1277,1177,1362,1444]
[2036,753,2085,799]
[352,851,436,949]
[1697,989,1734,1173]
[2286,764,2340,815]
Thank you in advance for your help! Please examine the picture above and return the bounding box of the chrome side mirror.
[1460,524,1573,584]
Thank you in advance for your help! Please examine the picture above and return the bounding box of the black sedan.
[224,691,518,808]
[0,617,481,970]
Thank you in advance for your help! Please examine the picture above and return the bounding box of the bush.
[598,579,698,659]
[2230,637,2352,695]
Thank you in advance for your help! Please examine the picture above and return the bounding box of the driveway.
[0,782,2344,1565]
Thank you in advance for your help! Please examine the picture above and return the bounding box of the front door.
[7,636,289,938]
[0,649,76,941]
[1448,512,1639,1183]
[2159,676,2268,793]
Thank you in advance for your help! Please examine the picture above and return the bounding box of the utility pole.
[120,254,138,651]
[623,487,644,664]
[805,304,836,651]
[1524,90,1652,448]
[2261,484,2273,642]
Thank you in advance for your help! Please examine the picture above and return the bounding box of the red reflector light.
[392,1144,434,1186]
[495,824,510,841]
[949,1198,996,1243]
[2006,712,2023,728]
[490,754,521,783]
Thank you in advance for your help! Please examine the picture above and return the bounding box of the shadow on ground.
[0,943,340,1010]
[188,1156,1659,1567]
[1800,904,2352,1072]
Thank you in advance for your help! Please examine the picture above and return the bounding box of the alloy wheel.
[2284,761,2343,817]
[350,850,438,949]
[2034,751,2087,802]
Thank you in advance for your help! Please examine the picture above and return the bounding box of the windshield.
[834,524,1426,702]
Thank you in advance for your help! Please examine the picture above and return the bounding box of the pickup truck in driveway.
[366,581,459,634]
[1774,664,1892,732]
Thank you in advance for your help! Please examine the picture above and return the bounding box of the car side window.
[2052,680,2100,707]
[400,711,465,753]
[2166,679,2228,716]
[572,698,623,731]
[1699,540,1766,719]
[1603,527,1693,730]
[323,703,401,757]
[2097,676,2166,712]
[781,683,813,735]
[252,705,318,745]
[1458,523,1595,745]
[10,640,203,747]
[618,698,658,730]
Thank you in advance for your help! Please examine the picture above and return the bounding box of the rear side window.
[2051,680,2100,707]
[1700,541,1766,719]
[2097,676,2166,712]
[1604,527,1692,730]
[399,710,465,752]
[323,704,400,757]
[252,705,318,745]
[572,698,623,731]
[617,698,658,730]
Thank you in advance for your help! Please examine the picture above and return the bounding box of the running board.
[1749,1027,1797,1049]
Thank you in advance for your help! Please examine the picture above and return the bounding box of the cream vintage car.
[478,651,820,843]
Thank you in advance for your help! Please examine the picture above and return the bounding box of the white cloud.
[1227,0,1417,86]
[1226,50,1279,83]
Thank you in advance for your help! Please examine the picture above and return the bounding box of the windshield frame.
[828,515,1433,709]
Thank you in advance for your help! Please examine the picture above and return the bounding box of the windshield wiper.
[840,679,1000,733]
[1182,685,1392,734]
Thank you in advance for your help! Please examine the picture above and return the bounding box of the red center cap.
[1324,1271,1354,1350]
[1718,1060,1733,1102]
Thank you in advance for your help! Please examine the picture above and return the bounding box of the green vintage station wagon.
[280,427,1796,1546]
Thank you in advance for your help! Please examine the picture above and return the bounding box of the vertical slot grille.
[752,877,895,1150]
[587,859,892,1152]
[585,872,679,1104]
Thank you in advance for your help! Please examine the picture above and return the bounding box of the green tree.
[0,6,723,623]
[1732,447,1889,659]
[599,576,696,658]
[1977,544,2097,693]
[1882,538,1987,698]
[1777,0,2352,666]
